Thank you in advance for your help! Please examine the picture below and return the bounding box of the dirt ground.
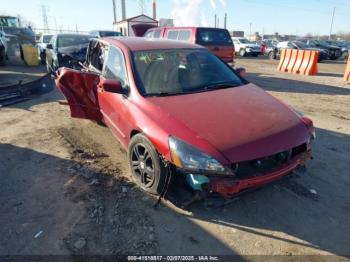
[0,57,349,260]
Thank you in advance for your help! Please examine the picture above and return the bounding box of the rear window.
[166,30,191,41]
[196,29,233,46]
[167,30,179,40]
[99,31,121,37]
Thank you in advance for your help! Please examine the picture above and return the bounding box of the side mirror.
[99,79,124,94]
[236,67,247,78]
[46,44,53,49]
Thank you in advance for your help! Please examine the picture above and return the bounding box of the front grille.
[233,144,307,178]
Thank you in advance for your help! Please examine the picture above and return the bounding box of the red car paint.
[55,38,314,197]
[144,27,235,63]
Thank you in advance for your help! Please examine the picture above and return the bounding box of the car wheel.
[40,52,46,65]
[239,49,246,57]
[46,59,51,73]
[128,134,167,195]
[268,51,275,60]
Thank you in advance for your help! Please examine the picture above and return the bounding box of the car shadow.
[0,76,59,110]
[165,127,350,257]
[246,73,350,95]
[0,143,239,256]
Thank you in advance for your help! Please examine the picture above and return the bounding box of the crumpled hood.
[146,84,310,162]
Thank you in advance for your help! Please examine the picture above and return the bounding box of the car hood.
[146,84,310,163]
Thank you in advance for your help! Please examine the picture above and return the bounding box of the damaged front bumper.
[183,151,312,199]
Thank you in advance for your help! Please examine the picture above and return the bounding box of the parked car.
[326,40,350,61]
[89,30,122,38]
[0,30,8,65]
[304,39,341,60]
[262,39,279,59]
[231,38,261,57]
[55,38,315,198]
[144,27,235,64]
[46,33,93,72]
[276,41,329,62]
[37,34,53,64]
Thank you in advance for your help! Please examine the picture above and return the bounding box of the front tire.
[128,134,167,195]
[239,49,246,57]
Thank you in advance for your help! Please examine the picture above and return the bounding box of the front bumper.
[206,151,312,198]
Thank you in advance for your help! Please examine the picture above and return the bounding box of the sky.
[0,0,349,36]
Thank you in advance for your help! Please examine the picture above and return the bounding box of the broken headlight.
[169,136,230,175]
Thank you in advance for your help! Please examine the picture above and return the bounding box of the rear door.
[195,28,234,63]
[55,67,102,121]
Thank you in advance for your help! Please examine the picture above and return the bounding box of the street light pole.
[329,7,335,40]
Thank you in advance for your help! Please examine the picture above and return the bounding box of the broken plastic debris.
[34,230,43,238]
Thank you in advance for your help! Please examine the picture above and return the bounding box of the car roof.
[56,33,92,37]
[101,37,204,51]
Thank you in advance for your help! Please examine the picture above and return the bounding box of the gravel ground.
[0,58,349,259]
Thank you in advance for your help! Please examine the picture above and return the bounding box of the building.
[113,14,158,37]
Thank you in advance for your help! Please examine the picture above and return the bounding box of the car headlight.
[246,48,251,52]
[169,136,230,174]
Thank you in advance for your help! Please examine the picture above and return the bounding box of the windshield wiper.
[202,81,240,91]
[144,92,184,97]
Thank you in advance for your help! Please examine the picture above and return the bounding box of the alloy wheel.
[131,143,155,188]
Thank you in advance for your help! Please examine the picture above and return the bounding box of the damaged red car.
[55,38,315,198]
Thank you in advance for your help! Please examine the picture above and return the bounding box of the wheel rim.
[131,144,155,188]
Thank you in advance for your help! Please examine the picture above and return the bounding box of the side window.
[167,30,179,40]
[102,46,128,87]
[144,30,154,38]
[178,30,191,41]
[153,29,162,39]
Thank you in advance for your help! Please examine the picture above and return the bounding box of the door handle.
[213,47,220,51]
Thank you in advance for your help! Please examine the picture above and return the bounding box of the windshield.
[58,35,91,48]
[132,49,244,97]
[0,17,19,27]
[99,31,121,37]
[293,41,305,48]
[239,38,251,44]
[43,35,53,43]
[196,29,232,45]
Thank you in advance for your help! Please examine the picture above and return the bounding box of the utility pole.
[329,7,336,40]
[214,14,217,28]
[40,5,49,34]
[112,0,117,24]
[121,0,126,20]
[224,13,227,29]
[249,22,252,39]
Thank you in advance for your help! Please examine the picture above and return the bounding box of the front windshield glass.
[132,49,244,96]
[58,35,91,48]
[43,35,53,43]
[0,17,19,27]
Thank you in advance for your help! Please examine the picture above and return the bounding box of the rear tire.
[128,134,167,195]
[0,49,6,66]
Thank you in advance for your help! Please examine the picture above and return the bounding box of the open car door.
[55,67,103,121]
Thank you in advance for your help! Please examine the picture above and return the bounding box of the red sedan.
[55,38,315,198]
